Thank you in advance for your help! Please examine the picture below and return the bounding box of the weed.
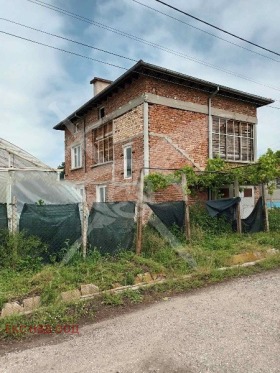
[123,289,143,303]
[102,293,124,306]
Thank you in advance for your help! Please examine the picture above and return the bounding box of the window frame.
[98,107,105,119]
[212,117,255,162]
[96,185,107,202]
[123,145,132,179]
[73,122,80,134]
[93,122,113,165]
[71,144,82,170]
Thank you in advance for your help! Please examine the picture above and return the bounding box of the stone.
[61,289,81,302]
[23,296,41,311]
[80,284,99,296]
[1,302,24,318]
[111,283,122,289]
[230,252,264,265]
[142,272,153,283]
[266,248,279,256]
[134,274,144,284]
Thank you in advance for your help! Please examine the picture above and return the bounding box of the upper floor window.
[212,117,254,162]
[98,107,105,119]
[73,122,80,134]
[71,144,82,169]
[124,145,132,179]
[93,122,113,164]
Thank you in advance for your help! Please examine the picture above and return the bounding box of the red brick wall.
[149,104,208,170]
[63,74,258,207]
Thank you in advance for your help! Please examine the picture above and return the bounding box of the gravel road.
[1,270,280,373]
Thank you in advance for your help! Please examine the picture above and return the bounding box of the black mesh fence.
[147,201,185,229]
[87,202,136,255]
[241,197,264,233]
[19,204,82,258]
[0,203,8,230]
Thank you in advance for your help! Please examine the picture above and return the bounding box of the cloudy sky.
[1,0,279,167]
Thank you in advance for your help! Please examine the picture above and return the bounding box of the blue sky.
[0,0,279,167]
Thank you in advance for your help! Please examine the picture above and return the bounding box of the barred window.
[93,122,113,164]
[212,117,254,162]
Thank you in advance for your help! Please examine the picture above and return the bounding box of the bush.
[269,208,280,232]
[190,203,232,237]
[0,230,48,271]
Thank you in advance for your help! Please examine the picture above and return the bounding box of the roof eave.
[53,60,274,130]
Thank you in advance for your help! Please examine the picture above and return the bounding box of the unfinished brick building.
[54,60,273,214]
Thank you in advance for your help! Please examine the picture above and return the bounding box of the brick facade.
[57,63,268,209]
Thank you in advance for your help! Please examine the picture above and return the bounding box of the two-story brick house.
[54,60,273,211]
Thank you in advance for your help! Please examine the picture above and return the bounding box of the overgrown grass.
[0,207,279,339]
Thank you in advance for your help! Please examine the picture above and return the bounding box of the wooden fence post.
[181,173,191,241]
[82,198,88,259]
[136,169,144,255]
[234,178,242,234]
[261,183,270,232]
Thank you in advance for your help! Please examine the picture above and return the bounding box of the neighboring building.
[54,60,273,213]
[266,179,280,208]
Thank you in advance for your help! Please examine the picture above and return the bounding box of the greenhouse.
[0,138,82,235]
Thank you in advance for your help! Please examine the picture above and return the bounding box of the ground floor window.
[212,117,254,162]
[124,145,132,179]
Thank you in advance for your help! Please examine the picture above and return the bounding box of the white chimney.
[90,77,112,96]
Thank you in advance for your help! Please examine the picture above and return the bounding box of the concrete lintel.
[145,93,257,124]
[85,92,257,135]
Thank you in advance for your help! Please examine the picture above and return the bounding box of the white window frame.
[124,145,132,179]
[71,144,82,169]
[96,185,107,202]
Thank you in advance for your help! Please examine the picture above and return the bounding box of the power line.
[0,30,128,70]
[132,0,280,64]
[154,0,280,58]
[0,18,137,63]
[1,30,279,110]
[24,0,280,93]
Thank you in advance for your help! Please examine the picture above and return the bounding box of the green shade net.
[0,203,8,229]
[147,201,185,229]
[87,202,136,255]
[19,204,82,257]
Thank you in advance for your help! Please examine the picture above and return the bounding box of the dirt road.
[1,270,280,373]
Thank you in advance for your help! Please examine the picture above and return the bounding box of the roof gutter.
[208,86,220,159]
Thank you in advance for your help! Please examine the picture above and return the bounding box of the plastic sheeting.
[19,204,82,258]
[0,170,82,214]
[147,201,185,229]
[206,197,241,221]
[87,202,136,255]
[242,197,264,233]
[206,197,265,233]
[0,203,8,229]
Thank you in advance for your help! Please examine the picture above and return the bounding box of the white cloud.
[0,0,279,169]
